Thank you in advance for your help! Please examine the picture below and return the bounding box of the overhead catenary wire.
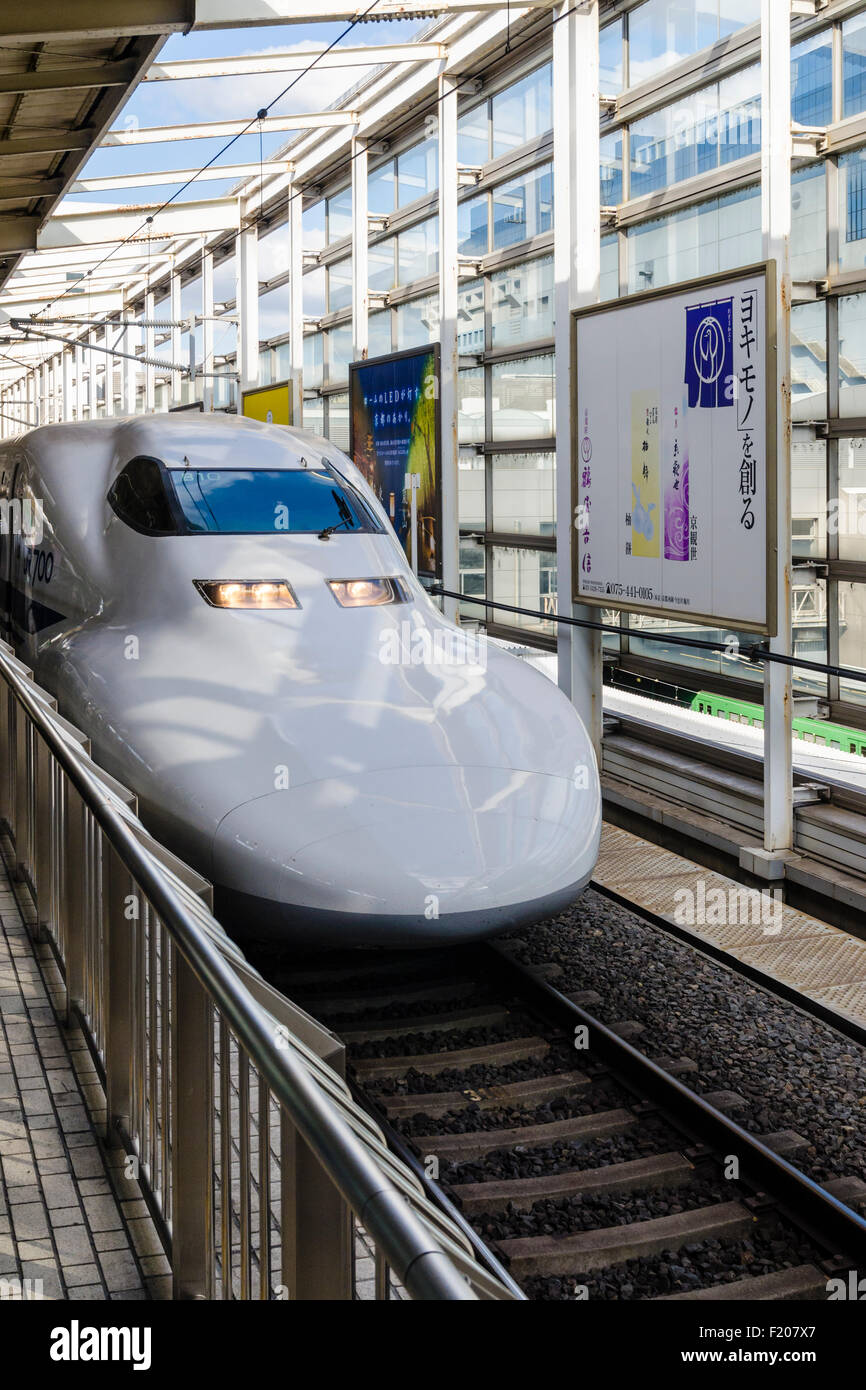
[13,322,234,378]
[0,408,38,429]
[33,0,386,320]
[29,0,566,326]
[2,3,573,396]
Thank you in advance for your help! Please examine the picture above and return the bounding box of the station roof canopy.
[0,10,172,289]
[0,1,554,374]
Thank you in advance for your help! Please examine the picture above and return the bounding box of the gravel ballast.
[503,889,866,1184]
[524,1220,823,1301]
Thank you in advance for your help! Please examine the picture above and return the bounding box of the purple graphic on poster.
[664,401,689,561]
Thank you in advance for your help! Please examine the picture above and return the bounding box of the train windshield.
[167,467,380,535]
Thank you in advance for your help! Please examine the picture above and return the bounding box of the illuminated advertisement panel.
[349,344,440,577]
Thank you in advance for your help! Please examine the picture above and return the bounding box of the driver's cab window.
[108,457,178,535]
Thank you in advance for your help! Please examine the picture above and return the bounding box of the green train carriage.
[690,691,866,756]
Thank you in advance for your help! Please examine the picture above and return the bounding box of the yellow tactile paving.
[595,824,866,1032]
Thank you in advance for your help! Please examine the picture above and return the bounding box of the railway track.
[265,933,866,1302]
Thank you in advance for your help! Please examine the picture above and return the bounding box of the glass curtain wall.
[259,6,866,720]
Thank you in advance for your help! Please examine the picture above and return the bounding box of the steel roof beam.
[193,0,551,25]
[0,60,139,97]
[0,180,65,207]
[0,3,191,42]
[69,162,289,194]
[7,268,162,292]
[0,130,97,160]
[145,43,446,80]
[39,198,240,250]
[1,0,547,42]
[103,110,357,146]
[0,289,123,316]
[0,218,38,255]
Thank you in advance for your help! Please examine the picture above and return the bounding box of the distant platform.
[594,823,866,1037]
[493,640,866,794]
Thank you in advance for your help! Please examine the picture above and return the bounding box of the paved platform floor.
[596,824,866,1031]
[0,871,168,1301]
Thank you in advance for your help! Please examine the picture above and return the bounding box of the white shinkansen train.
[0,414,600,945]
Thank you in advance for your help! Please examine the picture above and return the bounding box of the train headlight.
[194,580,300,609]
[327,577,409,608]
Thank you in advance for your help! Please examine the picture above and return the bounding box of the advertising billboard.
[572,262,776,634]
[349,344,440,577]
[242,381,292,426]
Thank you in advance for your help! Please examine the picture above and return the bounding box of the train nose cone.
[212,764,600,944]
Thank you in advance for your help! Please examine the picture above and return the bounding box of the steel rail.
[483,942,866,1268]
[349,1079,526,1301]
[0,646,482,1302]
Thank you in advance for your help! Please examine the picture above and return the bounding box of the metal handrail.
[0,642,514,1301]
[433,584,866,688]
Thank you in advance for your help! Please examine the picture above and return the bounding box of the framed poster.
[572,262,776,635]
[349,343,441,578]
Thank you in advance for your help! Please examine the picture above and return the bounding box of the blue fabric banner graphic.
[683,297,733,409]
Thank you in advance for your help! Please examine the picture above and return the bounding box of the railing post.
[63,781,87,1027]
[33,734,54,939]
[102,844,133,1142]
[14,698,31,885]
[280,1108,352,1300]
[171,941,215,1299]
[0,684,12,832]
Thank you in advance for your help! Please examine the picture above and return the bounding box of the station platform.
[595,824,866,1034]
[0,868,167,1301]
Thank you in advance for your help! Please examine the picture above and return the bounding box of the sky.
[67,17,425,207]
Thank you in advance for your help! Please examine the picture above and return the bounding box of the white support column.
[437,72,459,623]
[41,361,49,426]
[287,180,304,426]
[145,292,156,412]
[27,371,35,427]
[236,221,259,396]
[88,332,98,419]
[55,355,63,422]
[761,0,793,853]
[103,334,115,418]
[121,307,137,415]
[75,343,85,420]
[170,269,183,406]
[62,351,73,422]
[351,135,369,362]
[201,246,214,412]
[554,0,603,759]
